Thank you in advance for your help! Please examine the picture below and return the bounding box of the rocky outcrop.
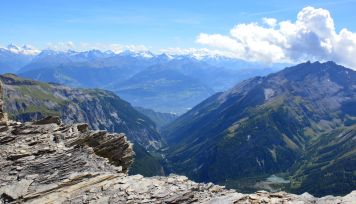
[0,81,355,203]
[0,116,135,202]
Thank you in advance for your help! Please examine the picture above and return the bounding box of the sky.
[1,0,356,68]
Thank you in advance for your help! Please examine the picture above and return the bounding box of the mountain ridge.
[162,61,356,196]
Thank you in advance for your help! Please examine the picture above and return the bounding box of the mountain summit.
[162,61,356,196]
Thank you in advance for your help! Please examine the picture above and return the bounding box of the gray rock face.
[0,81,354,203]
[0,81,7,123]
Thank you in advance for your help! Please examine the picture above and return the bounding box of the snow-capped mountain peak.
[5,44,40,55]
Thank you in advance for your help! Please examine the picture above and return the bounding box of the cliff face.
[0,81,355,203]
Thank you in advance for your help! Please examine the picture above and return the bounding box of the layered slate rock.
[0,117,134,202]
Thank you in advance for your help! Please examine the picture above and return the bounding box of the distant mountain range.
[0,44,278,114]
[162,61,356,196]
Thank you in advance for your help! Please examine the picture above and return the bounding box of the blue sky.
[1,0,356,50]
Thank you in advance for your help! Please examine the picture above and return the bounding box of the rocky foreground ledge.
[0,118,354,204]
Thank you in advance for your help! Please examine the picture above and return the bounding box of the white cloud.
[46,41,75,51]
[105,44,149,54]
[46,42,149,54]
[196,6,356,69]
[262,17,277,27]
[159,47,233,59]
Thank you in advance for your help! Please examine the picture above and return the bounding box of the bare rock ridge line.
[0,81,355,203]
